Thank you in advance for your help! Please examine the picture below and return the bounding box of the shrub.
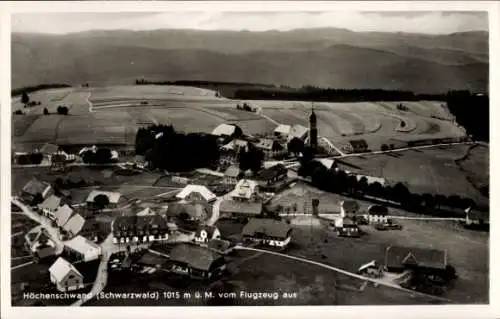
[43,108,49,115]
[14,110,23,115]
[381,144,389,151]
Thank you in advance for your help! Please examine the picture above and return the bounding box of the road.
[11,197,65,255]
[234,246,455,304]
[320,136,347,156]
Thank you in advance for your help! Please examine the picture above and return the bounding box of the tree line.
[12,84,71,97]
[299,160,480,218]
[446,91,489,142]
[81,148,117,164]
[135,124,220,172]
[134,79,275,88]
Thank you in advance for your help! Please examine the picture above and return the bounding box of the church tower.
[309,103,318,150]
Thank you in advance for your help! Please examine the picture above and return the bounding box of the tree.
[380,144,389,151]
[31,193,44,206]
[43,108,49,115]
[93,194,110,211]
[82,151,94,164]
[357,176,369,194]
[421,193,435,208]
[21,92,30,106]
[392,182,411,204]
[288,137,305,155]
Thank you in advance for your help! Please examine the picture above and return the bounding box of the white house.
[229,179,259,201]
[48,257,84,292]
[212,124,237,137]
[242,218,293,248]
[54,204,74,227]
[62,213,86,237]
[364,205,389,224]
[194,226,221,245]
[176,185,217,202]
[64,235,102,262]
[274,124,291,137]
[37,195,62,219]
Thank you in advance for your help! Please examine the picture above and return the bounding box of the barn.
[242,218,292,248]
[168,243,226,279]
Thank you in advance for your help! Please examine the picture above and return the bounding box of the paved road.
[234,246,455,304]
[11,198,65,255]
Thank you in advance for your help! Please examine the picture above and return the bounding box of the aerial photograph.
[9,9,489,307]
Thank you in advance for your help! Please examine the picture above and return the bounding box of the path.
[320,136,347,156]
[86,91,93,113]
[12,261,34,270]
[11,198,65,255]
[234,246,455,304]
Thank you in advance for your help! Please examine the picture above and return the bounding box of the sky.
[11,11,488,35]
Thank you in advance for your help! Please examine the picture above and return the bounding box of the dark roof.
[242,218,292,239]
[385,246,447,270]
[256,164,287,181]
[207,239,234,253]
[113,215,168,231]
[137,252,168,267]
[22,178,51,196]
[166,202,210,220]
[349,139,368,148]
[219,200,263,216]
[169,243,223,271]
[367,205,388,216]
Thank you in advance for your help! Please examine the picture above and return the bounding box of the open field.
[336,144,488,206]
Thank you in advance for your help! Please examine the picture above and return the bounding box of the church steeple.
[309,102,318,149]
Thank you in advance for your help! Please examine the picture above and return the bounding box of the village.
[10,104,488,307]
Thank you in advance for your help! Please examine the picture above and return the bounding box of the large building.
[168,243,226,279]
[242,218,293,248]
[64,235,102,262]
[112,215,170,245]
[48,257,84,292]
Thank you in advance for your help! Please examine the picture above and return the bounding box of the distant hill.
[12,28,488,93]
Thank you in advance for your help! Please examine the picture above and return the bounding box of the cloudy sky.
[11,11,488,35]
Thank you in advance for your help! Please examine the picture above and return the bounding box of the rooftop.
[48,257,83,282]
[385,245,447,270]
[22,178,52,197]
[86,190,122,204]
[176,185,216,202]
[212,124,236,136]
[170,243,223,271]
[62,213,86,235]
[63,235,100,255]
[54,204,74,227]
[38,195,62,211]
[242,218,292,239]
[219,200,263,216]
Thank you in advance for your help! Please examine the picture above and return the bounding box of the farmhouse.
[313,158,336,170]
[194,225,221,245]
[465,207,489,226]
[212,124,237,137]
[62,213,86,237]
[364,205,389,224]
[80,216,113,243]
[345,140,369,153]
[168,243,226,279]
[255,164,288,189]
[333,217,361,237]
[274,124,291,138]
[229,179,259,201]
[176,185,217,202]
[340,200,360,219]
[22,178,53,203]
[167,202,210,222]
[54,204,74,227]
[86,190,122,209]
[48,257,84,292]
[385,245,448,274]
[64,235,102,262]
[289,124,309,141]
[136,206,157,216]
[219,200,263,218]
[223,165,240,184]
[112,215,170,244]
[242,218,293,248]
[37,195,62,219]
[254,138,286,158]
[344,170,387,186]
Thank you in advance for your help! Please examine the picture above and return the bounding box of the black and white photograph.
[1,1,495,316]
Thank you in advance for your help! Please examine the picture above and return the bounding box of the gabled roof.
[166,202,209,220]
[219,200,263,216]
[86,190,122,204]
[38,195,62,211]
[385,246,447,270]
[40,143,59,155]
[55,204,74,227]
[313,158,335,170]
[63,213,86,235]
[22,178,52,197]
[49,257,83,283]
[64,235,100,255]
[224,165,240,178]
[170,243,223,271]
[230,179,259,199]
[465,207,489,222]
[212,124,236,136]
[176,185,216,202]
[256,164,288,181]
[289,124,309,140]
[114,215,168,231]
[242,218,292,239]
[274,124,291,135]
[358,260,378,273]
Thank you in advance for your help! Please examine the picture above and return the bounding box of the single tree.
[93,194,110,211]
[21,92,30,106]
[43,108,49,115]
[288,137,305,155]
[381,144,389,151]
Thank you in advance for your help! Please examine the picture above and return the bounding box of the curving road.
[234,246,455,304]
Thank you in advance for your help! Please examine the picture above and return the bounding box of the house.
[465,207,489,226]
[207,239,235,255]
[112,215,170,245]
[255,164,288,188]
[357,260,383,278]
[274,124,291,138]
[242,218,293,248]
[223,165,240,185]
[37,195,62,219]
[62,213,86,237]
[313,158,336,170]
[86,190,122,209]
[344,139,369,153]
[28,231,57,261]
[385,245,448,273]
[167,202,210,222]
[332,216,361,237]
[340,200,360,219]
[176,185,216,202]
[212,124,237,137]
[48,257,84,292]
[229,179,259,201]
[364,205,389,224]
[194,225,221,245]
[21,178,53,203]
[64,235,102,262]
[79,216,113,243]
[168,243,226,279]
[289,124,309,141]
[136,207,157,216]
[254,138,286,158]
[54,204,74,227]
[219,200,263,219]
